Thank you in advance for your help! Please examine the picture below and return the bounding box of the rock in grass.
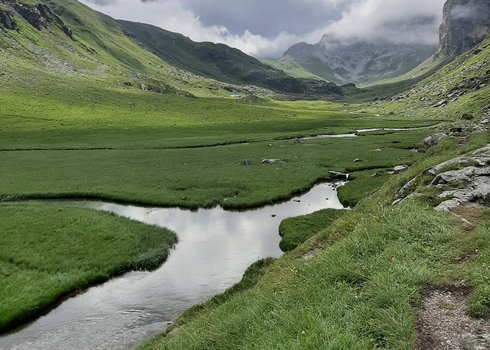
[393,165,409,174]
[240,160,252,165]
[329,171,348,180]
[424,133,447,150]
[261,158,278,165]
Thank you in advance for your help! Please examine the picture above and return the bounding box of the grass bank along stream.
[0,204,177,334]
[141,135,490,350]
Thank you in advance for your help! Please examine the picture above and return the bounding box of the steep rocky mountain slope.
[0,0,343,99]
[438,0,490,58]
[369,34,490,129]
[277,32,436,86]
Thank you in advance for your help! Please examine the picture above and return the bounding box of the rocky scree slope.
[382,35,490,124]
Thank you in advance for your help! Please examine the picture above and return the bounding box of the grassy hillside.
[377,36,490,121]
[118,20,342,97]
[261,59,327,81]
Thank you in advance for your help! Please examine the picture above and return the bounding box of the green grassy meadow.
[2,1,490,347]
[0,204,177,333]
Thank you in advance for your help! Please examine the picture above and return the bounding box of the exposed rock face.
[1,0,72,37]
[0,9,18,30]
[281,32,436,85]
[439,0,490,57]
[423,133,447,150]
[394,144,490,212]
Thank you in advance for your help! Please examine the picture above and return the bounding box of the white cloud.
[79,0,446,58]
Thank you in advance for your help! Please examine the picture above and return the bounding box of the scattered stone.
[293,200,301,203]
[353,158,362,163]
[293,138,301,144]
[416,285,490,350]
[271,214,276,218]
[431,100,448,108]
[261,158,278,165]
[329,171,348,180]
[373,149,382,152]
[240,160,252,166]
[280,159,290,164]
[268,144,272,147]
[450,127,463,133]
[393,165,409,174]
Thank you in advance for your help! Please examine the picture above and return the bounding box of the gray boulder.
[424,133,447,150]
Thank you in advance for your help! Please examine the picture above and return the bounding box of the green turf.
[278,209,346,251]
[139,139,490,350]
[0,204,177,333]
[0,129,433,209]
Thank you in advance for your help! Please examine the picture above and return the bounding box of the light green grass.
[278,209,345,251]
[0,204,177,333]
[139,137,490,350]
[140,200,472,350]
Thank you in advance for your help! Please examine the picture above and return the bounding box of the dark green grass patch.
[279,209,346,251]
[0,130,431,209]
[0,204,177,333]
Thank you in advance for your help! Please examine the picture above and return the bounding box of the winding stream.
[1,183,345,350]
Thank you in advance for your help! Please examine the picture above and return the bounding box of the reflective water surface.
[1,183,345,350]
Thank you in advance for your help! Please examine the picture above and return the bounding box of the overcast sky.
[79,0,446,58]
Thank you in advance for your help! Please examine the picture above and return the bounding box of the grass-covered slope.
[378,36,490,121]
[0,204,177,333]
[261,59,327,81]
[117,20,342,97]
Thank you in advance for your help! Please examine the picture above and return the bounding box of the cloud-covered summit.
[80,0,446,58]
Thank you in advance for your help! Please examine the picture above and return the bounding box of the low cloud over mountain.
[80,0,446,58]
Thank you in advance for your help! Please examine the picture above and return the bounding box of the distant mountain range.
[0,0,489,96]
[276,33,437,86]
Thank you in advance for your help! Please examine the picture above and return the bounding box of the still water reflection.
[1,183,345,350]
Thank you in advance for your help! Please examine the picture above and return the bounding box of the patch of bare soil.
[417,285,490,350]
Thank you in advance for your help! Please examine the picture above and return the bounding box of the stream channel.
[1,183,346,350]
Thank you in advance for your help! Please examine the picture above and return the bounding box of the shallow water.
[1,183,345,350]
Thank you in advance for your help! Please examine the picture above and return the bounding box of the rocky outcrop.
[394,144,490,212]
[424,133,447,150]
[439,0,490,57]
[0,8,18,30]
[1,1,72,37]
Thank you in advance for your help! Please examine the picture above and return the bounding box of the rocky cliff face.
[282,33,436,86]
[0,0,72,37]
[439,0,490,57]
[0,8,18,30]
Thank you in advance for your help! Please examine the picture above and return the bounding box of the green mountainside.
[0,0,343,99]
[118,20,341,96]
